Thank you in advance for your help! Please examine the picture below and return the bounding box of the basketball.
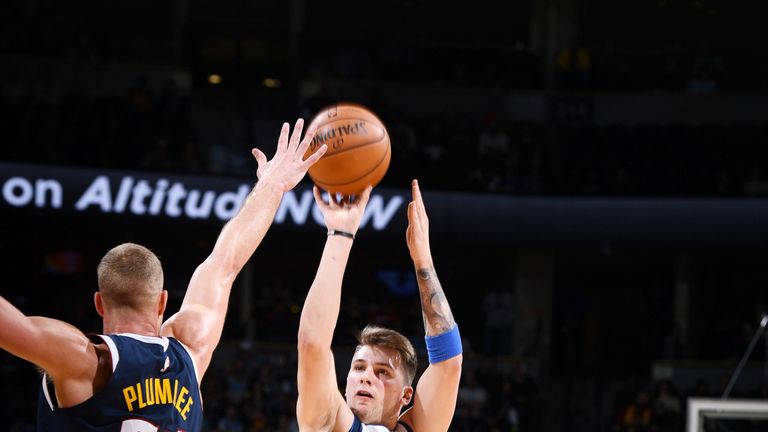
[304,103,391,195]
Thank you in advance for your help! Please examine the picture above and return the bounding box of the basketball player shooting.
[297,179,463,432]
[0,119,326,430]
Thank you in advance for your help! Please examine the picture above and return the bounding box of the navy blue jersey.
[37,334,203,432]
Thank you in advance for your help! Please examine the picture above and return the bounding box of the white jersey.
[349,416,413,432]
[360,425,390,432]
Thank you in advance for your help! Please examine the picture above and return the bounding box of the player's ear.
[158,290,168,316]
[94,292,105,317]
[401,385,414,406]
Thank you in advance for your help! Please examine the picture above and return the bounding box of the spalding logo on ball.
[304,103,391,195]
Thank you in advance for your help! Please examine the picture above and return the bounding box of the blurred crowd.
[0,75,202,174]
[3,74,768,198]
[609,377,768,432]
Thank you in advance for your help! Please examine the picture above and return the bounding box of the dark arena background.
[2,1,768,431]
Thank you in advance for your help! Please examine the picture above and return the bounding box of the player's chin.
[350,403,375,422]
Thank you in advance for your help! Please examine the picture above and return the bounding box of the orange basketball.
[304,102,391,195]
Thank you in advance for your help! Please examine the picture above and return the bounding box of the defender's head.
[345,325,417,425]
[94,243,166,322]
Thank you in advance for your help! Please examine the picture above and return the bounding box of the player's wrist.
[412,257,433,269]
[327,229,355,240]
[255,177,289,195]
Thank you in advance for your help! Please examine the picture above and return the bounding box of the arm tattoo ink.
[417,267,456,336]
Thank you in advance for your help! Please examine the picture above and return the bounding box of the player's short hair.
[97,243,163,311]
[355,325,417,385]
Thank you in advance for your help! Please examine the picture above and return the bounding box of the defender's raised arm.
[162,119,326,378]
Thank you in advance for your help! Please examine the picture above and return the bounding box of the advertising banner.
[4,162,768,246]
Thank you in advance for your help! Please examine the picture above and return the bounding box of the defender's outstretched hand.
[251,119,327,192]
[406,179,433,267]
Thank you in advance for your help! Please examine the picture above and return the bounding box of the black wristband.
[327,229,355,240]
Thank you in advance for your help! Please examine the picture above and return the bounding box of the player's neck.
[102,311,161,336]
[379,414,399,431]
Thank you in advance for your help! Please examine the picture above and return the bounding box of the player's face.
[345,345,410,425]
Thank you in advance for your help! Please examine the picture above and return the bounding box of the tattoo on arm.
[416,268,456,336]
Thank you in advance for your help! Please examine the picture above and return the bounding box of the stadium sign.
[0,162,406,231]
[5,162,768,246]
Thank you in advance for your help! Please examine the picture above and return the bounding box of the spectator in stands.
[686,378,711,400]
[482,289,516,355]
[477,112,511,191]
[653,379,682,432]
[686,67,717,94]
[216,405,245,432]
[509,360,539,432]
[692,43,724,86]
[225,358,251,404]
[458,371,489,430]
[555,40,592,90]
[478,112,510,160]
[614,389,654,432]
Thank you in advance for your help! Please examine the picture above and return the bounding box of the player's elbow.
[439,354,463,376]
[297,418,333,432]
[197,253,239,284]
[449,353,463,370]
[297,328,328,355]
[297,400,335,432]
